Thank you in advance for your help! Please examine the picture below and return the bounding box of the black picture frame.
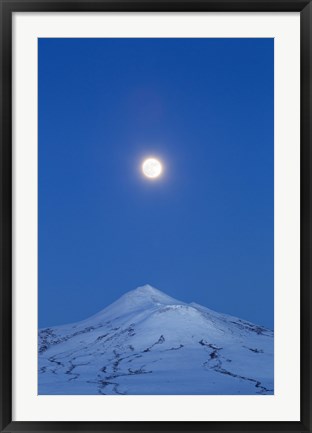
[1,1,311,432]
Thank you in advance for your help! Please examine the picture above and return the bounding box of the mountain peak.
[131,284,167,297]
[134,283,159,292]
[123,284,182,306]
[79,285,183,325]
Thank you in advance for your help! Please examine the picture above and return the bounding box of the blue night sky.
[38,38,274,329]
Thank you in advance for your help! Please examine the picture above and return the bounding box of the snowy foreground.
[39,285,274,395]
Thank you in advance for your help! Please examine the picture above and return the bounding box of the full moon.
[142,158,162,179]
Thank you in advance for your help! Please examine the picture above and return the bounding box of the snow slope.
[38,285,274,395]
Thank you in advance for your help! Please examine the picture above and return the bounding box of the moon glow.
[142,158,162,179]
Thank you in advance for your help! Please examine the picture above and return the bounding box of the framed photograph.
[1,0,311,432]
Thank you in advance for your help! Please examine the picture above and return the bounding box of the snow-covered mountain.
[38,285,274,395]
